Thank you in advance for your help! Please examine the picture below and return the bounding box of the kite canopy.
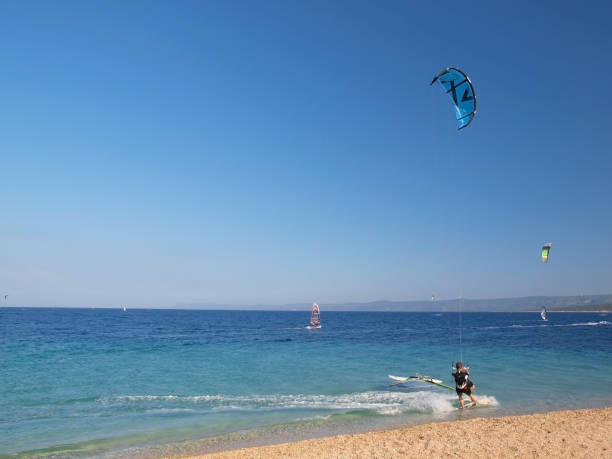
[541,243,552,263]
[431,67,476,130]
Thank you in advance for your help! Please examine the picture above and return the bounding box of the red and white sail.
[310,303,321,328]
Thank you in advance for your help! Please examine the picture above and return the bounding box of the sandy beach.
[184,408,612,458]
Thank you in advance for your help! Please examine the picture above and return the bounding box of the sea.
[1,308,611,457]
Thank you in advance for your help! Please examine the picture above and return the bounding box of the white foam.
[103,391,466,416]
[475,395,499,406]
[563,320,610,327]
[489,320,610,330]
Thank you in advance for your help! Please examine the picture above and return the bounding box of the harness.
[453,371,469,389]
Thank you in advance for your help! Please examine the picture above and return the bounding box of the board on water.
[459,396,492,408]
[388,374,455,391]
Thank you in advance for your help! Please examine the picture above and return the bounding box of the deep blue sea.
[1,308,611,457]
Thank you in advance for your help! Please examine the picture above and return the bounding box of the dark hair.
[456,362,463,369]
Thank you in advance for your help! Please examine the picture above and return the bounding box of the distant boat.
[122,306,127,312]
[541,307,548,321]
[310,303,321,328]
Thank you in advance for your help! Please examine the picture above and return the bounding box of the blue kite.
[431,67,477,130]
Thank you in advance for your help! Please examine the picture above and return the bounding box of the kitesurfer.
[452,362,477,408]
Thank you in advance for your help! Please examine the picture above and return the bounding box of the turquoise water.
[1,308,611,457]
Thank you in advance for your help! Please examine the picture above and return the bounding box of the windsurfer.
[310,303,321,328]
[452,362,477,408]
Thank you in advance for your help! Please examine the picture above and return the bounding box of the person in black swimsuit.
[452,362,478,408]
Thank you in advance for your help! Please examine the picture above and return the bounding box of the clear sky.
[1,1,611,307]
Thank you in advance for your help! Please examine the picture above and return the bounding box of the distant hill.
[548,303,612,312]
[177,294,612,312]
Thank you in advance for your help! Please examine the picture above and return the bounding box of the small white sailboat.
[540,306,548,321]
[122,306,127,312]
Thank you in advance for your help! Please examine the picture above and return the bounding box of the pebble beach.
[188,408,612,458]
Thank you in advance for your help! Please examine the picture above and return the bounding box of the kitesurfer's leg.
[467,381,477,405]
[457,394,465,409]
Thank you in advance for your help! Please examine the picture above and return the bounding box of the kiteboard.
[459,396,492,408]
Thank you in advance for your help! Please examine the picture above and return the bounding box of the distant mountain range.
[177,294,612,312]
[548,303,612,312]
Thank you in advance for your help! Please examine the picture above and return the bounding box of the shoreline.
[180,407,612,458]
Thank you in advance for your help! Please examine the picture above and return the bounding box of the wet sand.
[182,407,611,458]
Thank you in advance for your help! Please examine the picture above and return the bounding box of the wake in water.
[101,391,498,416]
[481,321,610,330]
[512,321,610,328]
[562,320,611,327]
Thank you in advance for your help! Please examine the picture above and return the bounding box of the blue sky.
[1,1,611,307]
